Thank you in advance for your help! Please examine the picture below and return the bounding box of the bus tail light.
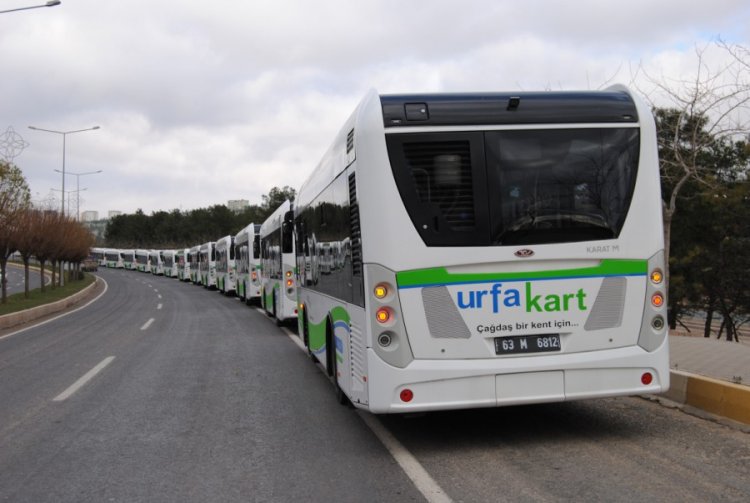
[641,372,653,385]
[638,251,669,353]
[286,278,294,288]
[650,269,663,284]
[378,332,392,347]
[651,292,664,308]
[399,389,414,402]
[375,307,392,324]
[367,264,414,369]
[374,283,392,300]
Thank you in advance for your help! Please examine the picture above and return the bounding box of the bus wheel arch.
[325,314,350,406]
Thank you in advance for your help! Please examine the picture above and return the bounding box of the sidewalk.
[662,334,750,427]
[669,334,750,385]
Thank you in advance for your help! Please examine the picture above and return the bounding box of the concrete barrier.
[0,278,99,330]
[661,369,750,426]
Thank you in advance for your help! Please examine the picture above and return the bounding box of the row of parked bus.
[90,86,670,414]
[90,220,265,307]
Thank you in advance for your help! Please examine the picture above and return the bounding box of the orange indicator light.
[374,285,388,299]
[376,308,391,324]
[651,293,664,308]
[650,270,664,284]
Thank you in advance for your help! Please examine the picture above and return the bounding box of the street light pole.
[51,187,87,216]
[28,125,100,217]
[29,125,99,286]
[0,1,61,14]
[54,169,102,220]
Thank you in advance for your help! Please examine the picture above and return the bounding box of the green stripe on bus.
[307,306,350,353]
[396,259,648,289]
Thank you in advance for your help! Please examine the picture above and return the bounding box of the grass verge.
[0,272,95,316]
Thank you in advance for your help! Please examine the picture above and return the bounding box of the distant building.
[108,210,122,219]
[81,219,108,245]
[227,199,250,213]
[81,210,99,222]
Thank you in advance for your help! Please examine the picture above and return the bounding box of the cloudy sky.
[1,0,749,218]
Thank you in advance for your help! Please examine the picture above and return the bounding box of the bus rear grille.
[421,286,471,338]
[349,321,366,388]
[584,276,626,331]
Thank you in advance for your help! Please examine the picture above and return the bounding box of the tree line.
[104,186,296,249]
[0,161,94,303]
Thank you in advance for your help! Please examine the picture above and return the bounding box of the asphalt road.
[1,268,748,502]
[2,264,48,296]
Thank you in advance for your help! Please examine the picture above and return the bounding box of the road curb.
[0,277,100,330]
[661,369,750,426]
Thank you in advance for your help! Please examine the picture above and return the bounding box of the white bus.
[294,87,669,413]
[215,235,237,295]
[92,247,107,267]
[135,249,150,272]
[176,248,191,281]
[104,249,124,268]
[260,200,297,324]
[162,250,179,278]
[199,241,216,289]
[235,222,262,304]
[121,249,136,270]
[189,245,201,284]
[149,250,164,275]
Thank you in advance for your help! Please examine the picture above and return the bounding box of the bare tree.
[11,208,39,298]
[0,161,31,303]
[33,210,64,292]
[634,42,750,284]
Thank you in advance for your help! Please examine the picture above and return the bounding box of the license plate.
[495,334,561,355]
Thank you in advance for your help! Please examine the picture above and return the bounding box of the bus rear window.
[386,128,639,246]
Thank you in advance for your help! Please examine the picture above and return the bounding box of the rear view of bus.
[260,200,297,324]
[300,86,668,414]
[235,223,262,304]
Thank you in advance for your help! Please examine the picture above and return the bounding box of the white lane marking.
[157,294,162,299]
[0,276,109,342]
[357,411,453,503]
[157,303,163,310]
[279,324,452,503]
[153,289,158,293]
[140,318,155,331]
[281,326,305,350]
[53,356,115,402]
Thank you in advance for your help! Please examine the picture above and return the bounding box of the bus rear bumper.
[364,341,669,413]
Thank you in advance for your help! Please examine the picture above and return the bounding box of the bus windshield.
[387,127,639,246]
